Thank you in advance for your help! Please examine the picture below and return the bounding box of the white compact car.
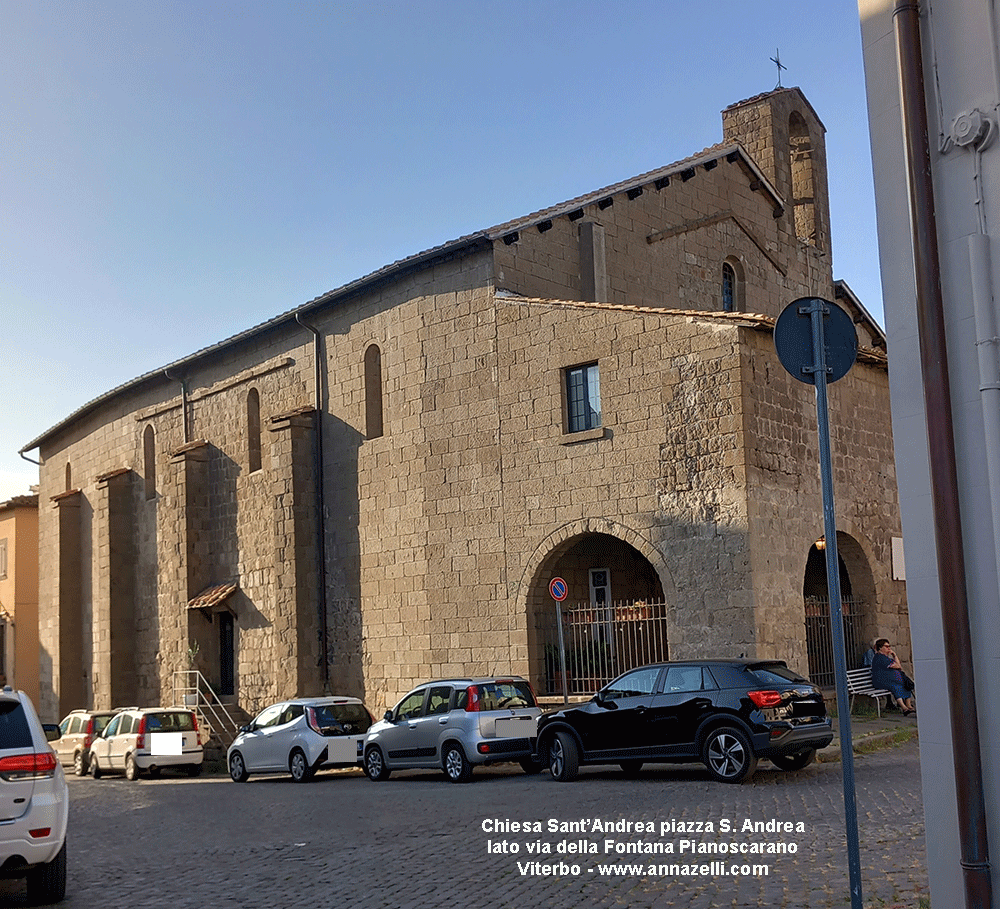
[227,696,374,783]
[89,707,203,780]
[0,688,68,904]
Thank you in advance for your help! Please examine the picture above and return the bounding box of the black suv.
[535,660,833,783]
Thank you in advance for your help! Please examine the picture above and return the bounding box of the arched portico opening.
[803,531,879,685]
[525,530,668,696]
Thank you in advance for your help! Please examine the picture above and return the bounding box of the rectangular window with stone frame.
[565,363,602,433]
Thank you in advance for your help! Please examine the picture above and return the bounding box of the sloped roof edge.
[498,294,889,368]
[20,145,784,455]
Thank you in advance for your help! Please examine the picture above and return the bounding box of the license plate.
[494,717,534,738]
[149,732,183,755]
[326,738,356,763]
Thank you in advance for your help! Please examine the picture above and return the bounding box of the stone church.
[22,87,908,721]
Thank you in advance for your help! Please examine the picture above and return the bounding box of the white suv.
[0,688,68,904]
[89,707,203,780]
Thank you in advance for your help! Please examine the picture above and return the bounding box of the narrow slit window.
[722,262,736,312]
[364,343,384,439]
[247,387,262,473]
[143,425,156,500]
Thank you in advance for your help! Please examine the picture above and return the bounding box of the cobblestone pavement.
[2,740,927,909]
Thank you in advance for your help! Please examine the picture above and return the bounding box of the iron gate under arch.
[804,595,867,687]
[539,600,670,697]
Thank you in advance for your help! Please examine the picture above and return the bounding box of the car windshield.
[475,681,535,710]
[0,701,32,749]
[312,703,371,733]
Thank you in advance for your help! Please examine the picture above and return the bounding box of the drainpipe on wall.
[968,234,1000,594]
[18,451,40,467]
[163,368,189,444]
[295,313,330,694]
[893,3,993,908]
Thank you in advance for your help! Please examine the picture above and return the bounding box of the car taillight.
[0,751,58,780]
[464,685,480,712]
[748,690,783,708]
[136,716,147,750]
[306,706,321,735]
[84,718,94,749]
[190,711,200,745]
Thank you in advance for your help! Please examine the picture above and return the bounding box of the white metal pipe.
[968,232,1000,598]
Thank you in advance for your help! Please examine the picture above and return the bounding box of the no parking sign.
[548,577,567,601]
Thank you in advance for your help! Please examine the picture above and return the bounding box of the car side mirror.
[43,723,61,742]
[594,691,617,709]
[384,710,394,722]
[238,724,251,734]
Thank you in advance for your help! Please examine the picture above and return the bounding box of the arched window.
[789,111,818,248]
[364,343,384,440]
[722,258,744,312]
[65,462,72,491]
[247,387,262,473]
[143,425,156,500]
[722,263,736,312]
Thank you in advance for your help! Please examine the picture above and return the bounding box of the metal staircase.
[172,671,243,750]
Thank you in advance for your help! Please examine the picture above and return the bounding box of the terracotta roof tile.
[188,582,239,611]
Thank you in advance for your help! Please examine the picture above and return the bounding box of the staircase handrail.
[172,670,240,745]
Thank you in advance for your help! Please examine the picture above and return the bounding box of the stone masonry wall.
[495,299,754,667]
[740,328,908,673]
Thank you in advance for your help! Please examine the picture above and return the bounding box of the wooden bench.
[846,668,893,718]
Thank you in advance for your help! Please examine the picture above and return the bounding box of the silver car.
[363,677,541,783]
[227,697,373,783]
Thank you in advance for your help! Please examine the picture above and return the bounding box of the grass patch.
[853,726,917,755]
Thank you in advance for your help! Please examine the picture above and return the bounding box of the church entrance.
[526,532,667,697]
[802,532,878,686]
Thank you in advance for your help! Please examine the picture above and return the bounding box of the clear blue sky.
[1,1,881,499]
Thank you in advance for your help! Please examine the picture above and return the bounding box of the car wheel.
[229,750,249,783]
[25,839,66,905]
[771,748,816,772]
[703,726,758,783]
[90,754,102,779]
[186,763,203,777]
[72,750,86,777]
[125,753,140,781]
[443,743,473,783]
[619,760,644,777]
[519,757,544,775]
[364,746,390,781]
[548,731,579,782]
[289,749,313,783]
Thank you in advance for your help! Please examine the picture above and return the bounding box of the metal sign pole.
[555,600,568,706]
[804,298,864,909]
[550,578,570,706]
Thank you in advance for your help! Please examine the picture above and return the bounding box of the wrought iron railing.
[804,596,868,687]
[539,601,670,697]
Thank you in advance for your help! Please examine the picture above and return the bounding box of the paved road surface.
[2,740,927,908]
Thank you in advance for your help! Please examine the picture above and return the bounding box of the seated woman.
[870,638,915,716]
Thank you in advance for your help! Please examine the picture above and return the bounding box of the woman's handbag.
[902,672,915,692]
